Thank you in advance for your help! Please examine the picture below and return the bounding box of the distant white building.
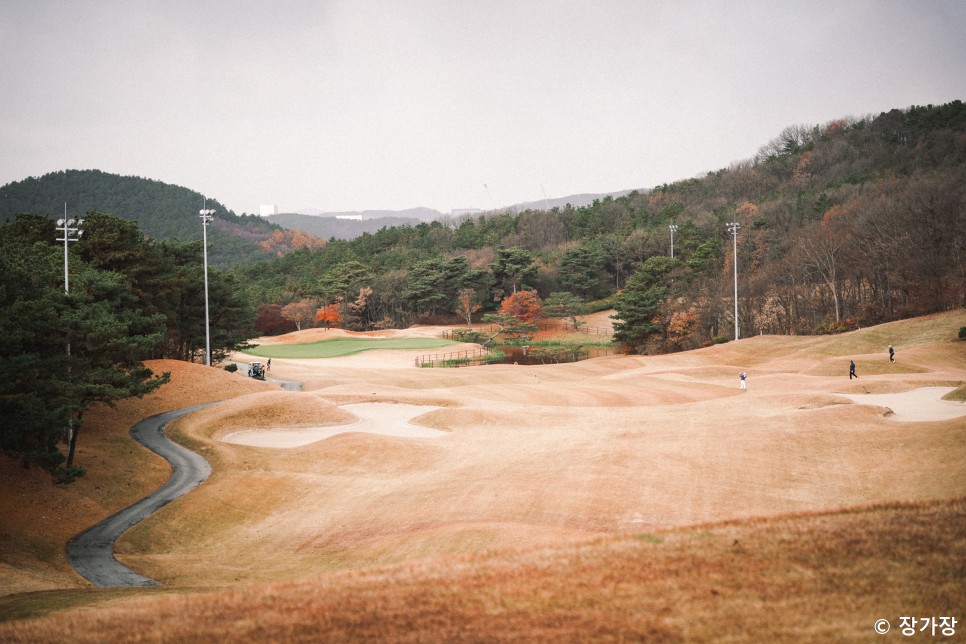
[259,204,278,216]
[335,214,363,220]
[450,208,483,217]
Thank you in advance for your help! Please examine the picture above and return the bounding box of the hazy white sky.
[2,1,965,215]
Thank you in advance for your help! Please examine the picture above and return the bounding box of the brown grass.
[1,310,964,641]
[2,499,963,642]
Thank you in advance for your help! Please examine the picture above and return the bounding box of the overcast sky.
[2,1,965,215]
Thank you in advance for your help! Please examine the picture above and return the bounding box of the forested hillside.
[238,102,966,350]
[3,102,964,354]
[0,170,285,266]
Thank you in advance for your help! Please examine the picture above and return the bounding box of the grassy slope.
[1,499,963,642]
[1,312,964,641]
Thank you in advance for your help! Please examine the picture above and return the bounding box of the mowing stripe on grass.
[243,337,457,359]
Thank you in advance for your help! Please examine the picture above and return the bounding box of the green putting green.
[243,337,457,359]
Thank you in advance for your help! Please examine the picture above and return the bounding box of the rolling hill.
[1,310,963,640]
[0,170,277,266]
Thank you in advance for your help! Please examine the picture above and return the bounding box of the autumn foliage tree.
[498,290,542,323]
[457,288,481,325]
[315,303,342,329]
[255,304,297,335]
[259,229,326,256]
[280,299,317,331]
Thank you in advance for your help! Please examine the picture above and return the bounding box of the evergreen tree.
[0,215,168,480]
[612,257,679,352]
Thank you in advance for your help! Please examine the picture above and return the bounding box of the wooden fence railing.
[415,347,494,368]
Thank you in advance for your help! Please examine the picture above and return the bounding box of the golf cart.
[248,362,266,380]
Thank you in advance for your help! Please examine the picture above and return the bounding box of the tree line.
[3,101,964,479]
[240,102,966,351]
[0,213,254,481]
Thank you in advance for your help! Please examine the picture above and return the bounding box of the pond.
[490,344,615,365]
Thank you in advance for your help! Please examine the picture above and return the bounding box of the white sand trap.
[221,402,446,448]
[841,386,965,422]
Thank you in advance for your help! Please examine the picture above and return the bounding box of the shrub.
[224,363,238,373]
[815,317,860,335]
[54,466,86,485]
[452,328,487,344]
[959,326,966,340]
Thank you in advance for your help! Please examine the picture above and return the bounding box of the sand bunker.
[841,386,965,422]
[221,402,446,448]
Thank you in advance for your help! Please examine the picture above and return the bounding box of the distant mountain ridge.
[294,207,443,221]
[0,168,640,251]
[266,213,423,240]
[290,190,639,223]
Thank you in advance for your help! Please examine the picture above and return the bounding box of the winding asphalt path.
[67,369,301,587]
[67,402,217,587]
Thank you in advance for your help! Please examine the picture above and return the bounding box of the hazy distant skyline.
[2,1,965,215]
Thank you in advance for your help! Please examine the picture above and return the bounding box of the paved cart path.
[67,402,217,587]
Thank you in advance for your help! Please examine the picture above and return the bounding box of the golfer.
[849,360,858,379]
[739,372,747,390]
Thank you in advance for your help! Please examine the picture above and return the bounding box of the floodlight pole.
[200,207,216,366]
[55,206,84,294]
[726,220,741,341]
[668,223,678,258]
[55,206,84,447]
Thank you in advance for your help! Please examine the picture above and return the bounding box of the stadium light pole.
[56,209,84,294]
[726,219,741,341]
[199,207,216,366]
[668,223,678,258]
[55,208,83,447]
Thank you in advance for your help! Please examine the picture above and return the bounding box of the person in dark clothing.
[888,345,895,363]
[849,360,858,379]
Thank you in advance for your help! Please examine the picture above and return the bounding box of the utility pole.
[726,219,741,341]
[668,223,678,258]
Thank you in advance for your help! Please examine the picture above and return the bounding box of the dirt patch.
[839,386,965,422]
[221,402,447,447]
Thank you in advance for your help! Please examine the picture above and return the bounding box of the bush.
[54,466,86,485]
[581,294,620,314]
[451,328,487,344]
[224,363,238,373]
[815,317,860,335]
[959,326,966,340]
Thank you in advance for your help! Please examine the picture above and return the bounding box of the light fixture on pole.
[726,219,741,341]
[199,208,216,366]
[668,223,678,258]
[55,210,84,294]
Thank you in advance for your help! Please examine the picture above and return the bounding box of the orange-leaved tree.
[498,290,542,324]
[315,303,342,329]
[259,229,326,256]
